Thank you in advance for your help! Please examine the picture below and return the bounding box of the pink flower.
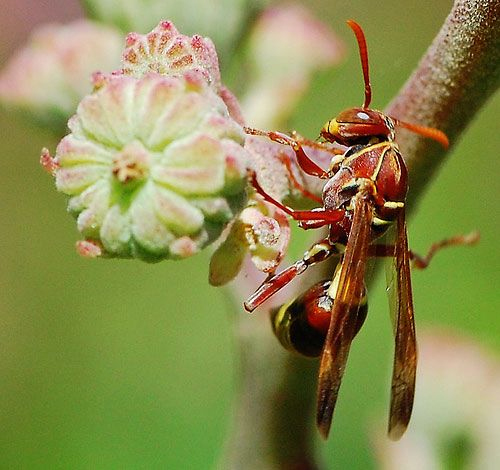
[0,20,123,128]
[374,330,500,469]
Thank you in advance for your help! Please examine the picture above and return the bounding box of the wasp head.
[320,107,394,146]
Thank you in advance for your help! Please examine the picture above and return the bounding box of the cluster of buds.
[25,10,343,279]
[41,22,251,262]
[37,20,301,276]
[0,20,123,130]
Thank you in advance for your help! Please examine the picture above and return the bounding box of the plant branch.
[220,285,320,469]
[387,0,500,210]
[222,1,499,468]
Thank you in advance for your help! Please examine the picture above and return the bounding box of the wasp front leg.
[245,126,341,179]
[249,171,345,229]
[277,151,323,204]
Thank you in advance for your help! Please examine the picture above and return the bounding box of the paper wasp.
[243,20,477,440]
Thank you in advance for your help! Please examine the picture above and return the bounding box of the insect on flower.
[243,20,478,440]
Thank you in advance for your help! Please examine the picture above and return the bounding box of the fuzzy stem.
[387,0,500,209]
[222,1,499,468]
[221,300,320,470]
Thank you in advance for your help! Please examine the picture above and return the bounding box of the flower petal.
[56,134,112,166]
[153,134,225,195]
[209,220,248,286]
[56,165,108,195]
[153,185,204,235]
[132,74,183,147]
[146,84,216,149]
[100,204,132,255]
[77,77,136,147]
[75,181,111,237]
[129,186,174,257]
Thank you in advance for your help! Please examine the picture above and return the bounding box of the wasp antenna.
[346,20,372,109]
[392,119,449,149]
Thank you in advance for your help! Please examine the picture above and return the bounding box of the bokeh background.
[0,0,498,468]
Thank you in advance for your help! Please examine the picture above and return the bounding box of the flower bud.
[114,20,245,124]
[43,71,249,261]
[209,195,290,286]
[0,20,123,131]
[122,20,221,89]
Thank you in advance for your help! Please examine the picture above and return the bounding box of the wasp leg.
[249,171,345,226]
[245,127,331,178]
[244,239,341,312]
[277,151,323,204]
[369,231,480,269]
[410,231,480,269]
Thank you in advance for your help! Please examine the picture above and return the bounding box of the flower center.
[112,141,150,185]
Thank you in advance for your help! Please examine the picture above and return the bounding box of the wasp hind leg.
[369,231,480,269]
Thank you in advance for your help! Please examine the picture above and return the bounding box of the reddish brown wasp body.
[243,20,477,440]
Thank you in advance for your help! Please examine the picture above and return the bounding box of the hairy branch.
[224,1,499,468]
[387,0,500,208]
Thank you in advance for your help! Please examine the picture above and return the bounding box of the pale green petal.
[56,165,108,195]
[100,204,132,255]
[56,134,112,166]
[75,181,111,237]
[153,185,204,235]
[77,77,136,147]
[146,90,209,149]
[94,77,136,146]
[133,75,182,147]
[153,134,224,195]
[129,187,174,255]
[209,220,247,286]
[76,92,120,147]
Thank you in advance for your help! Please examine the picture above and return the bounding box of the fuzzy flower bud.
[42,22,249,261]
[0,20,123,131]
[116,20,245,125]
[209,195,290,286]
[121,20,221,88]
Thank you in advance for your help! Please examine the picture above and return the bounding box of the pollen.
[112,141,150,185]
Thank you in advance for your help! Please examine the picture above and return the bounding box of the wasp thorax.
[320,107,393,146]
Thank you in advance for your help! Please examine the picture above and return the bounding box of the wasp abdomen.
[271,280,368,358]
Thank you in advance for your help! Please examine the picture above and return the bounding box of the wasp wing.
[316,193,372,439]
[386,208,417,440]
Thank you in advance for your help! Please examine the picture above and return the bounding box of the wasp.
[243,20,478,440]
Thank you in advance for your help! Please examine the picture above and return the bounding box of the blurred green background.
[0,0,498,468]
